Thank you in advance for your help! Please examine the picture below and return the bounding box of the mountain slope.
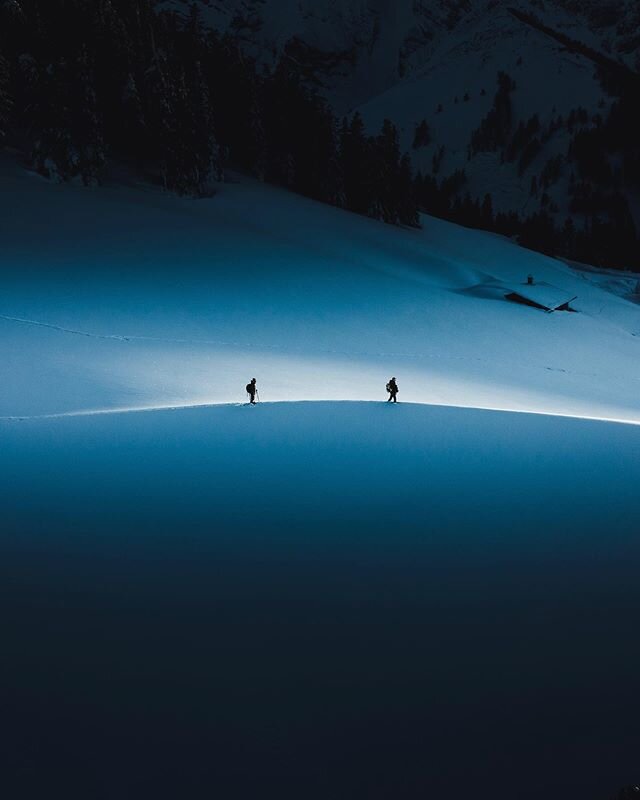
[356,3,606,214]
[160,0,640,98]
[2,154,639,422]
[159,0,640,264]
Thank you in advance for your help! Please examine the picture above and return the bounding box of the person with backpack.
[246,378,258,404]
[386,377,398,403]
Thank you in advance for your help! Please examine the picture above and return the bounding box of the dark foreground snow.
[2,402,639,799]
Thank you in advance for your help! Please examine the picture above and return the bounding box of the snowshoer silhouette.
[386,377,398,403]
[246,378,258,404]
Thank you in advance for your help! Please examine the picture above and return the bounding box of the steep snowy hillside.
[356,2,608,216]
[2,154,639,422]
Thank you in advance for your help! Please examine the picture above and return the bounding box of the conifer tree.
[340,113,371,216]
[481,193,494,227]
[469,71,515,155]
[398,153,419,227]
[371,118,402,223]
[0,51,10,140]
[412,119,431,149]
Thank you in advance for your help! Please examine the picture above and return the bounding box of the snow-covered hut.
[505,281,577,312]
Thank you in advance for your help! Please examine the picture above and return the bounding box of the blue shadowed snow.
[2,154,640,798]
[1,402,640,799]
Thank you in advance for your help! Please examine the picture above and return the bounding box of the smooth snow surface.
[1,156,639,423]
[3,402,640,799]
[2,157,640,799]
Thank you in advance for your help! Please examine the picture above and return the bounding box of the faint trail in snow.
[0,314,132,341]
[2,312,640,385]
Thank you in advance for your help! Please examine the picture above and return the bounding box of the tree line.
[420,68,640,270]
[0,0,418,226]
[0,0,638,268]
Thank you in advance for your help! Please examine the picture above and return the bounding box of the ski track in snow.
[0,314,133,341]
[3,312,637,388]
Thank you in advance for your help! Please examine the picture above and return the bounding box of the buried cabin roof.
[505,282,577,312]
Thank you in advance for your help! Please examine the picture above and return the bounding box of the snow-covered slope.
[3,401,640,799]
[355,3,609,216]
[3,156,640,799]
[1,155,639,423]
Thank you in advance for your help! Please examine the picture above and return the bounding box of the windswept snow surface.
[2,158,640,798]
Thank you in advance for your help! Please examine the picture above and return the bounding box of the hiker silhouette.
[246,378,258,404]
[386,377,398,403]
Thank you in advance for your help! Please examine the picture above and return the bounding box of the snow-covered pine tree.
[71,45,106,185]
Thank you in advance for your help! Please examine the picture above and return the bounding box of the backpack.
[386,382,392,393]
[246,383,254,394]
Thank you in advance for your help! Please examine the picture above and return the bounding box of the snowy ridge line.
[1,400,639,427]
[2,312,639,385]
